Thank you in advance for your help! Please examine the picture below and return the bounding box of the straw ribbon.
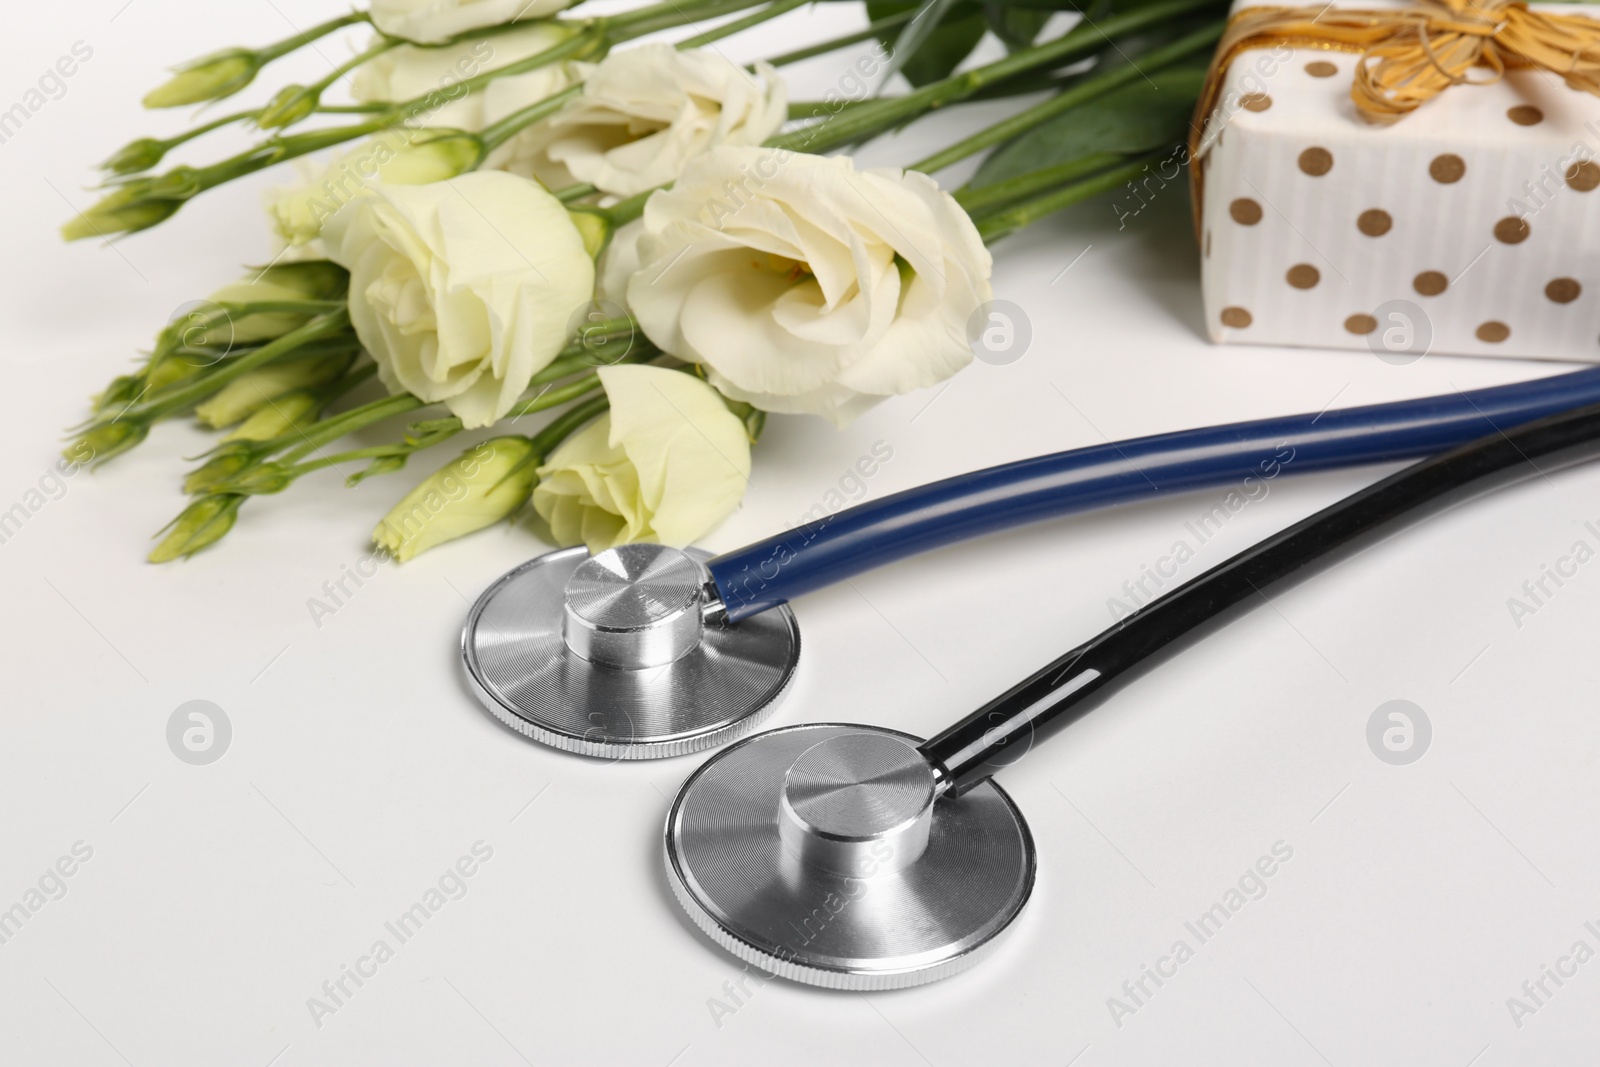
[1201,0,1600,126]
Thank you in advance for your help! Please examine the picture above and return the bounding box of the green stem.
[257,12,370,64]
[767,0,1217,155]
[479,84,583,153]
[910,22,1222,173]
[608,0,773,40]
[555,182,598,202]
[280,374,606,483]
[97,310,351,426]
[687,0,812,47]
[954,152,1123,214]
[787,97,880,118]
[530,392,610,454]
[975,151,1165,242]
[306,37,400,96]
[766,10,915,67]
[279,392,428,465]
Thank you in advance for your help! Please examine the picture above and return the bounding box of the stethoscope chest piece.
[664,723,1035,990]
[462,543,800,758]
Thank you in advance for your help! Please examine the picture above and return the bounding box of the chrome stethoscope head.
[663,723,1036,990]
[461,543,799,758]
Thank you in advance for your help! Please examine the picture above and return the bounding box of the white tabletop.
[4,2,1599,1064]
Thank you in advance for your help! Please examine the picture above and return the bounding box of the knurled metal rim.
[662,724,1036,990]
[460,549,801,760]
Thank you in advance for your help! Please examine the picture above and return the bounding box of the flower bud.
[61,184,182,241]
[225,389,322,442]
[66,420,149,467]
[147,352,212,391]
[215,463,295,496]
[101,137,169,176]
[567,208,612,260]
[372,436,540,561]
[144,49,260,109]
[194,353,353,429]
[265,129,484,248]
[149,495,244,563]
[182,445,259,495]
[256,85,320,130]
[93,374,144,413]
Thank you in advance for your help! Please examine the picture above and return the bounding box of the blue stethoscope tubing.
[708,366,1600,620]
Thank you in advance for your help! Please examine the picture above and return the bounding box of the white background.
[4,2,1600,1064]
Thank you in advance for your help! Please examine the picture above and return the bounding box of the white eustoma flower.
[532,364,750,550]
[626,147,993,424]
[322,171,595,429]
[501,44,787,197]
[350,23,579,132]
[369,0,572,45]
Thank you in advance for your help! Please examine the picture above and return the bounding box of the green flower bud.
[346,455,408,487]
[61,183,182,241]
[567,208,612,260]
[194,353,353,429]
[149,495,244,563]
[67,420,149,467]
[214,463,295,496]
[372,437,540,561]
[256,84,320,130]
[256,260,350,301]
[182,445,260,496]
[147,351,213,391]
[93,373,144,412]
[101,137,169,177]
[144,49,260,109]
[225,389,322,442]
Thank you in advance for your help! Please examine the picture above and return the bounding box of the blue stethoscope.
[459,365,1600,988]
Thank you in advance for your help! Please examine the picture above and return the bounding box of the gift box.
[1194,0,1600,362]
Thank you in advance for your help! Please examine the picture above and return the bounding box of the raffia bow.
[1203,0,1600,126]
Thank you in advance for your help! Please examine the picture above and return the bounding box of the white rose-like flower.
[350,23,579,132]
[369,0,573,45]
[322,171,595,429]
[499,44,787,198]
[532,365,750,550]
[626,147,993,424]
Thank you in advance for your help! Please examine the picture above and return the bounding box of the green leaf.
[984,4,1052,50]
[867,0,988,87]
[972,61,1207,186]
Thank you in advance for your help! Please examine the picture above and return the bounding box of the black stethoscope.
[462,373,1600,988]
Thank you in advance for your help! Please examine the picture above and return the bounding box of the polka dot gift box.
[1194,0,1600,361]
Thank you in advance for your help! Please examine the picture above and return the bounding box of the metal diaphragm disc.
[462,547,800,759]
[664,723,1036,990]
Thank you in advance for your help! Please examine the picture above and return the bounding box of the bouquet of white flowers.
[65,0,1225,562]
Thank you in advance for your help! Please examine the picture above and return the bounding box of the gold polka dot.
[1494,216,1530,244]
[1507,105,1543,126]
[1357,209,1393,236]
[1546,277,1581,303]
[1298,147,1334,176]
[1221,307,1253,328]
[1229,198,1263,225]
[1567,161,1600,191]
[1476,321,1510,343]
[1413,270,1448,296]
[1305,60,1338,77]
[1429,153,1466,183]
[1240,92,1272,112]
[1286,264,1320,289]
[1345,314,1378,335]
